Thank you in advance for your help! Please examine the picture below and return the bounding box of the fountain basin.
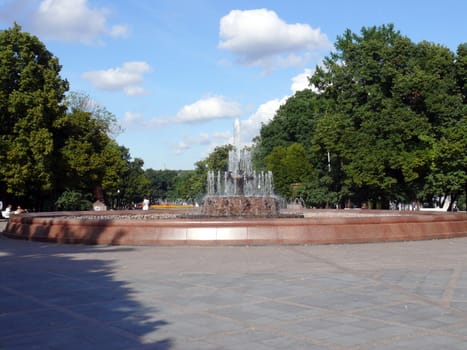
[201,196,279,217]
[3,210,466,245]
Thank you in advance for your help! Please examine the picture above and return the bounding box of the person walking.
[142,197,150,210]
[2,204,12,218]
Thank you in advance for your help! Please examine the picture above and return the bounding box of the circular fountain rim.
[3,209,466,246]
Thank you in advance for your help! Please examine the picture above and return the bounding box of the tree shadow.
[0,235,173,349]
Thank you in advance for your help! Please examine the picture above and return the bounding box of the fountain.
[3,122,466,245]
[201,119,279,217]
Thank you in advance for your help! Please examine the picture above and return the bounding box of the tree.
[264,143,314,198]
[204,144,233,172]
[118,157,151,208]
[171,170,201,201]
[55,190,92,211]
[100,143,131,207]
[253,89,321,169]
[310,24,465,208]
[55,91,127,204]
[255,24,465,209]
[456,43,467,103]
[0,24,69,207]
[145,169,179,200]
[168,145,234,201]
[0,25,150,211]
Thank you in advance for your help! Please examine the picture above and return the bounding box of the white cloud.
[168,69,310,157]
[109,24,129,38]
[121,66,319,158]
[195,67,319,155]
[174,133,211,155]
[176,98,286,159]
[291,67,323,93]
[132,66,320,158]
[241,97,287,145]
[82,61,152,95]
[123,112,144,124]
[218,8,331,69]
[212,130,231,141]
[28,0,126,44]
[174,96,242,123]
[240,68,321,142]
[166,96,288,158]
[121,95,243,130]
[124,86,146,96]
[291,68,314,93]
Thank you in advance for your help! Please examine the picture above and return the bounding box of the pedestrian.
[15,206,25,214]
[142,197,150,210]
[2,204,12,218]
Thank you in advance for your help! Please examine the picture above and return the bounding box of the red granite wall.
[2,210,466,246]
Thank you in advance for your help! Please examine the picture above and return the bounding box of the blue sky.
[1,0,466,170]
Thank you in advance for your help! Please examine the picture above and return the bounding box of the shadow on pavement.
[0,237,173,349]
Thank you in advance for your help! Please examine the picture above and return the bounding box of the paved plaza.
[1,234,467,349]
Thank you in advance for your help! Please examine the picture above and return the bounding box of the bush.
[55,190,93,211]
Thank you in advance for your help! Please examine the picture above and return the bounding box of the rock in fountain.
[202,119,279,217]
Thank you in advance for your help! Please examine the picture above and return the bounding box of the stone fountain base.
[201,196,279,217]
[3,210,467,245]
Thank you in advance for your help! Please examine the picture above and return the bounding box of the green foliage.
[160,145,234,201]
[456,43,467,102]
[189,144,234,199]
[54,92,129,202]
[253,89,321,169]
[265,143,314,198]
[115,157,151,207]
[205,144,233,172]
[2,24,464,211]
[55,190,92,211]
[100,142,128,195]
[170,170,201,200]
[145,169,181,199]
[310,25,465,207]
[424,115,467,207]
[256,24,466,208]
[295,178,339,208]
[0,24,68,202]
[0,26,135,210]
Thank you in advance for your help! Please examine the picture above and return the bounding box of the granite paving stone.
[1,235,467,349]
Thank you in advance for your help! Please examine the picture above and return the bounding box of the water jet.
[202,119,280,217]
